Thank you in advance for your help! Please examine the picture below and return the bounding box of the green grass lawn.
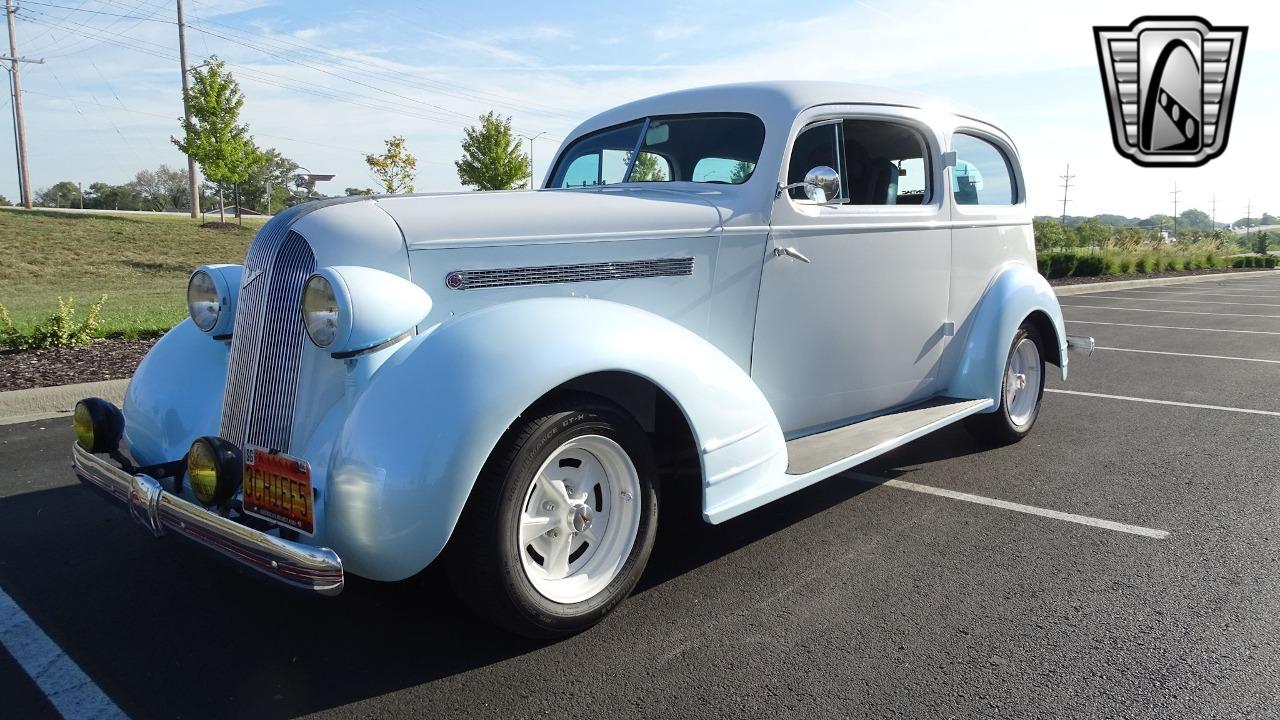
[0,208,263,338]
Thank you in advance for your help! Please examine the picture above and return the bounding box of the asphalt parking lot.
[3,273,1279,719]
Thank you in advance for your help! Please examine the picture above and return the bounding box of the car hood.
[373,187,725,249]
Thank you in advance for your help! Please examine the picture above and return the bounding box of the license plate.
[242,447,315,535]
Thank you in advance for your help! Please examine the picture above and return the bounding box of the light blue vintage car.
[72,81,1091,637]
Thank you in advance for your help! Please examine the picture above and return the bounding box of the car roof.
[564,81,986,142]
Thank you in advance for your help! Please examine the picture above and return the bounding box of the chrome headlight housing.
[301,274,341,348]
[187,265,242,338]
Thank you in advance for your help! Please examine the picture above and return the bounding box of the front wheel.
[447,397,658,638]
[965,323,1045,445]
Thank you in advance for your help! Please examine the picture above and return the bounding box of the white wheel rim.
[1005,337,1042,427]
[516,435,642,604]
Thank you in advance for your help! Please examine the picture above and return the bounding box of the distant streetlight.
[518,131,547,190]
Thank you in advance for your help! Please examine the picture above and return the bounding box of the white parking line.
[1061,304,1280,319]
[0,587,127,719]
[1118,288,1280,300]
[1066,320,1280,336]
[1080,294,1280,308]
[1096,346,1280,364]
[1046,388,1280,417]
[851,473,1170,540]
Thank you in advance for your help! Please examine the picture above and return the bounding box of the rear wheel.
[448,397,658,638]
[965,323,1045,445]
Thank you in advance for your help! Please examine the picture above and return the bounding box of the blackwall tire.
[447,396,658,639]
[964,323,1045,445]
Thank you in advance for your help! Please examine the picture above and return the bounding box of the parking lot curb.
[0,379,128,426]
[1052,269,1279,296]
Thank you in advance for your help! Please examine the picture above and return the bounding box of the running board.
[701,396,994,524]
[785,397,994,475]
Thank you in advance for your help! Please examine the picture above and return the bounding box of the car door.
[751,107,952,437]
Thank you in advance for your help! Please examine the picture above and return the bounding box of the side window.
[787,121,844,202]
[951,133,1015,206]
[550,121,643,188]
[693,157,755,183]
[841,120,931,206]
[628,151,670,182]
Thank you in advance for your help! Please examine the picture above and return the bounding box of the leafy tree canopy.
[171,56,265,220]
[455,112,531,191]
[364,136,417,194]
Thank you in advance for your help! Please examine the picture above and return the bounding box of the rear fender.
[946,262,1067,405]
[325,297,786,581]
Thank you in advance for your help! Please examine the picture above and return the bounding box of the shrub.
[1042,251,1078,278]
[1132,255,1155,273]
[0,295,107,350]
[1073,255,1105,276]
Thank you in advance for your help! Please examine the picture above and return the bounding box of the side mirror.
[802,166,841,203]
[777,165,842,203]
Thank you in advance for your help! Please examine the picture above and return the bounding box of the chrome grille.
[220,227,315,453]
[446,257,695,290]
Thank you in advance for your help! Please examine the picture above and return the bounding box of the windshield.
[548,114,765,188]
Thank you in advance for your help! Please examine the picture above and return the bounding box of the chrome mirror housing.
[776,165,842,203]
[802,166,841,203]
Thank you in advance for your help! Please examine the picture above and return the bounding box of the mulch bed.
[0,338,157,392]
[1048,267,1270,287]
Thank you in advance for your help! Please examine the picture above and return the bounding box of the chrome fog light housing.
[73,398,124,454]
[187,436,242,506]
[301,274,340,348]
[187,264,243,338]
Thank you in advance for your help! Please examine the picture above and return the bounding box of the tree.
[628,152,667,182]
[1032,218,1068,251]
[171,56,265,223]
[364,136,417,194]
[455,112,531,191]
[35,181,81,208]
[1253,231,1272,255]
[729,161,755,184]
[1179,208,1213,233]
[0,194,11,206]
[1073,218,1111,248]
[86,182,142,210]
[345,187,374,196]
[239,147,299,213]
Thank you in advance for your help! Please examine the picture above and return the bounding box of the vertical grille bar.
[219,224,315,453]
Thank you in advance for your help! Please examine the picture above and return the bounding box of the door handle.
[773,246,812,263]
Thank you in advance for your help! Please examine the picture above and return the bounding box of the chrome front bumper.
[71,443,344,596]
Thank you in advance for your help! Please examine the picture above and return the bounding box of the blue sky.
[4,0,1276,220]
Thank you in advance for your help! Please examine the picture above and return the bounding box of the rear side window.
[951,133,1016,206]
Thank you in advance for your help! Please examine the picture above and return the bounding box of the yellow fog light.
[73,398,123,453]
[187,436,242,506]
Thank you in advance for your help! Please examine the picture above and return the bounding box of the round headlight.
[74,398,124,454]
[187,436,241,506]
[187,270,221,332]
[301,274,340,348]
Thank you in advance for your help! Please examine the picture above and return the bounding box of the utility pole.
[176,0,200,218]
[1169,182,1180,241]
[4,0,40,209]
[1210,194,1217,230]
[1244,199,1252,245]
[1058,163,1074,226]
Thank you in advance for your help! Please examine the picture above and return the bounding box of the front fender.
[945,263,1067,404]
[123,319,227,465]
[325,297,786,581]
